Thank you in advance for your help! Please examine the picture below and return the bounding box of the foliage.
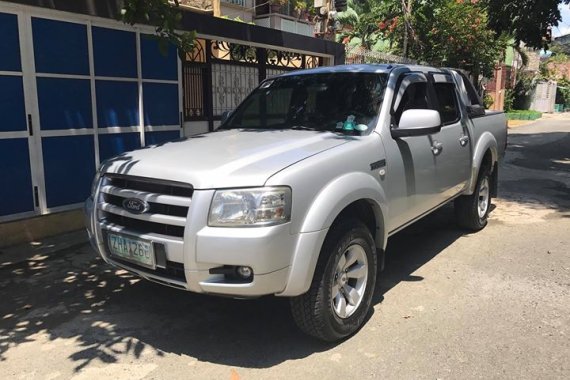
[512,71,537,109]
[555,77,570,106]
[482,0,570,50]
[538,50,570,80]
[121,0,196,58]
[336,0,401,50]
[405,0,507,76]
[337,0,507,76]
[503,89,515,112]
[220,15,255,25]
[505,110,542,120]
[293,0,308,11]
[483,93,494,109]
[538,60,553,80]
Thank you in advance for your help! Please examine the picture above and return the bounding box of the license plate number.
[108,233,155,269]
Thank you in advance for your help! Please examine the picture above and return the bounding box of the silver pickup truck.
[85,64,507,341]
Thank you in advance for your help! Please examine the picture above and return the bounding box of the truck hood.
[101,129,348,189]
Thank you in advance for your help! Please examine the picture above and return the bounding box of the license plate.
[107,233,155,269]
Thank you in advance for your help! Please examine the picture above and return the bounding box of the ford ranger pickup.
[85,64,507,341]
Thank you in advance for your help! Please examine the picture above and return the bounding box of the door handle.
[459,135,469,146]
[431,141,443,155]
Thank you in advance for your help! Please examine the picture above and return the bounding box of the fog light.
[236,266,253,279]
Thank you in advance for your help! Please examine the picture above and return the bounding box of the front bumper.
[84,193,306,297]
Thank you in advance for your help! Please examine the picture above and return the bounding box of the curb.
[508,119,540,128]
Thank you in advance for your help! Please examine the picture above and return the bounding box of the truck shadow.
[0,206,465,371]
[374,204,464,304]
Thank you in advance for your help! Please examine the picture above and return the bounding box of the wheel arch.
[466,132,498,195]
[278,173,387,297]
[300,172,388,250]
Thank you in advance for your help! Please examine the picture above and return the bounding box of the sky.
[553,3,570,37]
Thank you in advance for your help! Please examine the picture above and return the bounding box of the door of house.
[0,10,38,221]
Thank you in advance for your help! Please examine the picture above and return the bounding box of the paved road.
[1,117,569,379]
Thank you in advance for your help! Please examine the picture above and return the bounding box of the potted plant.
[293,0,307,18]
[269,0,287,14]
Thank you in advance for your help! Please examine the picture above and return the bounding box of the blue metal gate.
[0,4,182,221]
[0,11,35,219]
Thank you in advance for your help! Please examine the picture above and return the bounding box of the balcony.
[254,1,314,37]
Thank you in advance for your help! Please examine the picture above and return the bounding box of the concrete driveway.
[1,117,569,379]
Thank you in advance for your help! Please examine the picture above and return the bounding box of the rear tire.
[290,219,377,342]
[455,165,492,231]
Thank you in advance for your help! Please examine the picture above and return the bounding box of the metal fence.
[345,46,417,65]
[183,39,325,128]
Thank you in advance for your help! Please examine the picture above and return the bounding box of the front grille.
[107,176,193,197]
[103,213,185,237]
[96,174,193,239]
[112,256,186,282]
[104,193,189,218]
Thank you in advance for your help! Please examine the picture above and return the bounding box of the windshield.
[221,72,388,133]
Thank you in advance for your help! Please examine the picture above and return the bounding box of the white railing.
[222,0,247,7]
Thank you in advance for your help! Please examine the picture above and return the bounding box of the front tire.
[455,166,492,231]
[290,219,377,342]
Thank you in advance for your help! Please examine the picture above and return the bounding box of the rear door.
[430,73,471,202]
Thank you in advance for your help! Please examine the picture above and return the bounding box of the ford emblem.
[122,198,149,214]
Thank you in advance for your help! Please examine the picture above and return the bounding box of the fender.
[301,172,388,247]
[278,173,388,297]
[466,131,498,195]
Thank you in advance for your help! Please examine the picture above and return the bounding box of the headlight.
[90,171,102,197]
[208,187,291,227]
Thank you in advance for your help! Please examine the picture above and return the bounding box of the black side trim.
[388,192,464,236]
[391,125,442,138]
[469,110,505,119]
[370,159,386,171]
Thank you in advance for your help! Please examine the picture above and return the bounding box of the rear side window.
[393,82,429,124]
[458,71,483,107]
[433,83,460,124]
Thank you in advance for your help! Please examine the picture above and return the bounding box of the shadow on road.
[499,132,570,214]
[507,132,570,174]
[377,205,465,302]
[0,206,466,371]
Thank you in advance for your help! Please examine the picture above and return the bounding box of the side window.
[433,82,459,124]
[458,71,483,107]
[393,82,429,124]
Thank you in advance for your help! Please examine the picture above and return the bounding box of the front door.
[383,73,440,230]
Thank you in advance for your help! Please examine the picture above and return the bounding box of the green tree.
[121,0,196,58]
[483,0,570,49]
[337,0,506,75]
[336,0,396,49]
[387,0,507,76]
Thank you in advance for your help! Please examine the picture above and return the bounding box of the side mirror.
[391,109,442,138]
[220,110,232,123]
[467,105,485,117]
